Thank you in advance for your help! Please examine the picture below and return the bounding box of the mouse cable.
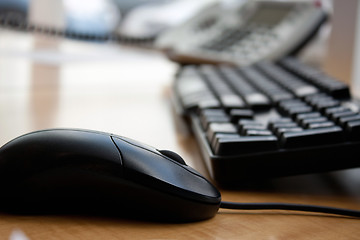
[220,201,360,218]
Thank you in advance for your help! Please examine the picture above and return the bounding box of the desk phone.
[156,0,327,66]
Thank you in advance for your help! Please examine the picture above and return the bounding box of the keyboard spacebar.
[214,136,278,156]
[281,126,344,148]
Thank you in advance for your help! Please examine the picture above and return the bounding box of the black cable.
[0,12,156,46]
[220,201,360,218]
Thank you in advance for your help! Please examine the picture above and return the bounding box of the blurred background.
[0,0,214,38]
[0,0,359,96]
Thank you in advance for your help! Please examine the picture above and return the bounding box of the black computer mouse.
[0,129,221,222]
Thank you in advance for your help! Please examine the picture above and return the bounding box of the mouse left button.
[0,129,125,179]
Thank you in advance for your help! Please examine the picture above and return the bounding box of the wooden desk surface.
[0,30,360,240]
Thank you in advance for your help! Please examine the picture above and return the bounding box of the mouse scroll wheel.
[158,150,187,165]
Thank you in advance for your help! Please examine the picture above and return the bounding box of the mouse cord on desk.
[220,201,360,218]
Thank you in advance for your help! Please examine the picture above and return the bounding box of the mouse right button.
[111,136,221,204]
[158,150,187,165]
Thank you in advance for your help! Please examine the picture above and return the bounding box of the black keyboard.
[172,57,360,186]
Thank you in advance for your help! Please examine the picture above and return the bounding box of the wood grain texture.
[0,30,359,240]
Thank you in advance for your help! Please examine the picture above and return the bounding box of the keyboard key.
[268,118,293,124]
[274,127,303,138]
[197,99,221,110]
[238,119,263,126]
[330,110,358,123]
[286,106,313,117]
[220,95,246,109]
[219,66,271,109]
[211,133,241,151]
[215,135,278,156]
[238,120,265,132]
[279,99,306,109]
[345,120,360,140]
[338,114,360,127]
[280,57,350,99]
[200,109,227,117]
[201,115,230,130]
[325,106,349,115]
[306,121,335,129]
[281,126,344,148]
[295,112,322,124]
[268,121,298,131]
[229,109,254,122]
[277,99,313,117]
[239,125,267,135]
[300,116,328,126]
[200,65,246,109]
[240,66,293,103]
[307,96,340,112]
[256,61,318,97]
[176,68,219,111]
[206,123,238,143]
[245,129,273,136]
